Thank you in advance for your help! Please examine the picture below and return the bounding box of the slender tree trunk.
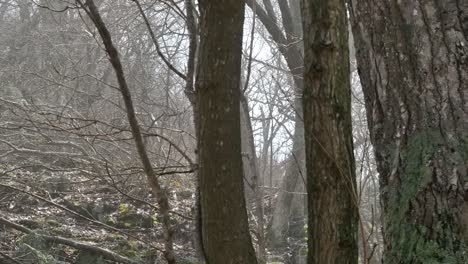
[195,0,258,263]
[268,117,305,247]
[182,0,206,262]
[81,1,176,263]
[245,0,307,247]
[350,0,468,262]
[302,0,359,262]
[241,95,267,264]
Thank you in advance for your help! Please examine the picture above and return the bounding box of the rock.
[43,175,71,197]
[179,257,200,264]
[14,244,68,264]
[115,213,153,228]
[18,219,42,229]
[177,190,193,200]
[61,199,115,220]
[18,233,48,251]
[61,199,93,218]
[91,202,116,222]
[76,252,106,264]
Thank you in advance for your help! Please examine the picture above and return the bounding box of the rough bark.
[349,0,468,262]
[302,0,359,262]
[195,0,258,263]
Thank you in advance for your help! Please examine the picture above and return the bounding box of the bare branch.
[132,0,187,81]
[0,216,141,264]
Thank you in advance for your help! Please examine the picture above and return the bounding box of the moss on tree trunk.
[350,0,468,262]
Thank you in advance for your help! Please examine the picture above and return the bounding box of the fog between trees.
[0,0,466,263]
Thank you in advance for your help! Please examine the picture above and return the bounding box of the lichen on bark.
[383,129,468,263]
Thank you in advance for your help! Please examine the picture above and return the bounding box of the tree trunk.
[195,0,258,263]
[81,1,176,263]
[241,95,267,264]
[245,0,307,247]
[349,0,468,262]
[182,0,205,261]
[302,0,359,262]
[268,117,305,247]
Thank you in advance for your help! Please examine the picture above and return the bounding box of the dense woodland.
[0,0,466,263]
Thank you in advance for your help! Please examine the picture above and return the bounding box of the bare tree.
[246,0,306,248]
[77,0,175,262]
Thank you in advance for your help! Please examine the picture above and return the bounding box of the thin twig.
[0,251,22,264]
[132,0,187,80]
[0,183,163,252]
[243,1,256,93]
[0,216,141,264]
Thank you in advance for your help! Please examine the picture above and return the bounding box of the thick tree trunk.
[195,0,258,263]
[302,0,359,263]
[350,0,468,262]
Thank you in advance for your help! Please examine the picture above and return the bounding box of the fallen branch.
[0,216,141,264]
[0,251,22,264]
[0,183,163,252]
[78,1,176,262]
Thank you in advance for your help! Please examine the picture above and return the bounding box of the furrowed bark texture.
[302,0,359,262]
[350,0,468,262]
[195,0,258,263]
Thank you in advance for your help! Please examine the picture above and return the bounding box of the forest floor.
[0,168,196,263]
[0,167,305,264]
